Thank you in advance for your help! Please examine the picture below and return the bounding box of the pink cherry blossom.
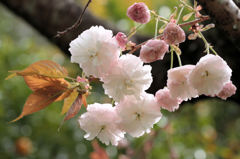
[78,103,125,146]
[217,81,236,100]
[163,22,186,45]
[115,32,128,50]
[69,26,120,78]
[116,93,162,137]
[155,87,182,112]
[167,65,198,101]
[127,2,151,24]
[140,39,169,63]
[189,54,232,96]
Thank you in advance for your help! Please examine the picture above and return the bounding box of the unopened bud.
[163,22,186,45]
[127,2,151,24]
[140,39,169,63]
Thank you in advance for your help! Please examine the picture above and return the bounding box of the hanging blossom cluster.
[68,2,236,145]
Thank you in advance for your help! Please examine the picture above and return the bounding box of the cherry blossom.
[69,26,120,78]
[116,93,162,137]
[78,103,125,146]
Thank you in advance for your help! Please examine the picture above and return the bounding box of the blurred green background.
[1,0,240,159]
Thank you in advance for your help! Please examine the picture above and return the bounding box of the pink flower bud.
[155,87,182,112]
[140,39,169,63]
[115,32,128,50]
[217,81,236,100]
[127,2,151,24]
[163,22,186,45]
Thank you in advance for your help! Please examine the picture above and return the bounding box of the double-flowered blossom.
[78,103,125,146]
[163,22,186,45]
[127,2,151,24]
[155,87,182,112]
[167,65,198,101]
[116,93,162,137]
[102,54,152,102]
[69,26,120,78]
[217,81,236,100]
[189,54,232,96]
[140,39,169,63]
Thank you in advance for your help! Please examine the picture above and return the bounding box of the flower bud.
[163,22,186,45]
[127,2,151,24]
[140,39,169,63]
[217,81,236,100]
[115,32,128,50]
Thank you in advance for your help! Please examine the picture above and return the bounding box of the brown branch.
[55,0,92,38]
[128,15,210,54]
[196,0,240,49]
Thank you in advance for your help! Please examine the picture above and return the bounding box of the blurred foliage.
[1,0,240,159]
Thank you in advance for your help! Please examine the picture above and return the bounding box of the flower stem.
[154,18,159,38]
[177,6,185,24]
[176,53,182,66]
[127,23,143,39]
[198,31,218,55]
[170,48,174,69]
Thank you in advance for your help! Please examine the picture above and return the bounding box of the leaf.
[182,12,194,21]
[5,72,17,80]
[16,60,68,78]
[23,75,69,92]
[82,94,88,108]
[10,87,65,122]
[64,94,83,121]
[61,89,79,115]
[90,140,109,159]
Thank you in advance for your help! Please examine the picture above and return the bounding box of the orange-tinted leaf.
[61,89,79,115]
[90,140,109,159]
[23,75,69,92]
[82,94,88,108]
[64,94,83,121]
[10,88,64,122]
[17,60,68,78]
[55,89,73,102]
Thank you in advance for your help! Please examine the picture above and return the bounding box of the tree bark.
[196,0,240,50]
[0,0,240,104]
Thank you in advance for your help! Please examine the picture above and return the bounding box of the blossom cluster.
[68,2,236,146]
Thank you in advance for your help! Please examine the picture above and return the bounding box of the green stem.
[198,32,218,55]
[154,18,159,38]
[177,6,185,24]
[170,48,174,69]
[127,23,143,39]
[176,53,182,66]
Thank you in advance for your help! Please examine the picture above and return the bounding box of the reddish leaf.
[90,140,109,159]
[64,94,83,121]
[10,87,64,122]
[23,75,69,92]
[17,60,68,78]
[82,94,88,108]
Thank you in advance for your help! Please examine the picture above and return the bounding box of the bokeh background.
[0,0,240,159]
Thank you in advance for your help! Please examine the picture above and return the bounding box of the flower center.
[135,112,142,120]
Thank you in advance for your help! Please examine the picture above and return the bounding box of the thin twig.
[179,15,210,27]
[55,0,92,38]
[127,15,210,54]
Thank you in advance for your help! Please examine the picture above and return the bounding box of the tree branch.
[196,0,240,49]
